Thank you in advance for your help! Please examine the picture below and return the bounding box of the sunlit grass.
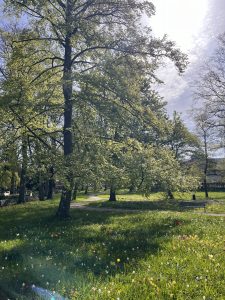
[93,190,225,201]
[0,198,224,299]
[84,191,225,213]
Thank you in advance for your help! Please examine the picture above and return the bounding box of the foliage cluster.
[0,0,200,215]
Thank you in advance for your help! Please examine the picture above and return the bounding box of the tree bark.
[203,132,209,199]
[129,183,135,193]
[167,190,174,200]
[56,1,73,218]
[47,178,54,200]
[203,178,209,199]
[10,171,17,194]
[18,136,28,204]
[38,181,45,201]
[84,185,88,195]
[109,186,116,201]
[72,183,78,201]
[47,166,55,200]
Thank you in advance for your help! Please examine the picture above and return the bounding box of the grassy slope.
[0,197,225,299]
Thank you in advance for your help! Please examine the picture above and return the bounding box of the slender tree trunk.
[168,190,174,200]
[57,2,73,218]
[47,166,55,200]
[38,181,45,201]
[10,171,16,194]
[47,178,55,200]
[72,183,78,201]
[109,186,116,201]
[203,178,209,198]
[84,185,88,195]
[129,184,135,193]
[18,136,28,204]
[203,133,209,199]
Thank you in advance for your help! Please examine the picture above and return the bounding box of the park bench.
[179,201,207,212]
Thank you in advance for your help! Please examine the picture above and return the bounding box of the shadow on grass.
[0,201,190,299]
[86,199,208,213]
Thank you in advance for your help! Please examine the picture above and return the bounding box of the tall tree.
[4,0,187,217]
[193,107,218,198]
[193,34,225,139]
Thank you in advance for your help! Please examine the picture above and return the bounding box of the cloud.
[151,0,225,124]
[156,62,188,105]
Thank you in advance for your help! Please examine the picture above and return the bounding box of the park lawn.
[86,191,225,214]
[95,191,225,201]
[0,199,225,300]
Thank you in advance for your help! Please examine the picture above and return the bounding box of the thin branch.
[55,0,66,10]
[48,0,66,19]
[9,106,52,149]
[30,64,63,83]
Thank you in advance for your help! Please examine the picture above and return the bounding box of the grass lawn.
[94,190,225,200]
[0,197,224,299]
[86,191,225,214]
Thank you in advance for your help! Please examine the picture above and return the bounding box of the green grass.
[94,190,225,201]
[0,198,225,299]
[85,191,225,214]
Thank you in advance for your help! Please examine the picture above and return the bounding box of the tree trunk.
[84,185,88,195]
[18,136,28,204]
[56,5,73,218]
[47,166,55,200]
[38,181,45,201]
[10,171,17,194]
[109,186,116,201]
[203,133,209,199]
[72,184,78,201]
[168,190,174,200]
[129,184,135,193]
[57,189,72,218]
[203,178,209,199]
[47,178,54,200]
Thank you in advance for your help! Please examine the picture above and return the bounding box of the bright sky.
[151,0,209,53]
[149,0,223,121]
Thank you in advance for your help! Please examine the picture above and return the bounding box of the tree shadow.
[85,199,207,213]
[0,203,190,299]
